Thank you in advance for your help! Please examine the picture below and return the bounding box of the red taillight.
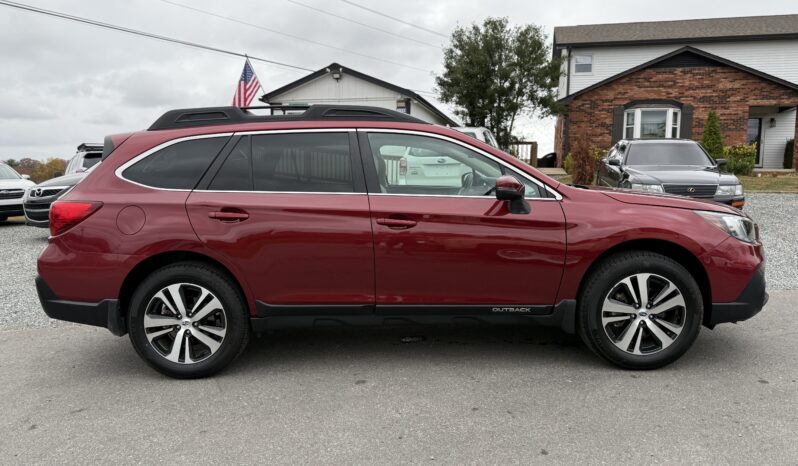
[399,157,407,175]
[49,201,103,236]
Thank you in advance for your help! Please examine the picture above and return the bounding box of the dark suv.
[36,106,767,378]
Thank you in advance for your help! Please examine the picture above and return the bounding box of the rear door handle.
[376,217,417,229]
[208,211,249,222]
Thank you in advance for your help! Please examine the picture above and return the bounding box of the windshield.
[0,164,21,180]
[626,143,713,166]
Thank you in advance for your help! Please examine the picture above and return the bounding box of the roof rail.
[147,104,428,131]
[77,143,103,152]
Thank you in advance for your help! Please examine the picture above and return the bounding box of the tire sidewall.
[127,263,248,378]
[580,253,703,369]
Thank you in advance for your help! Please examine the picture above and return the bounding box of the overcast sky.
[1,0,795,161]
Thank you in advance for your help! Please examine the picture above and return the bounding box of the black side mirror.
[715,158,727,168]
[494,176,530,214]
[608,158,621,167]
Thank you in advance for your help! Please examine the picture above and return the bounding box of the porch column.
[794,108,798,170]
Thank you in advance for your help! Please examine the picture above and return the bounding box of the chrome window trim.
[114,133,235,192]
[198,190,365,196]
[359,128,562,201]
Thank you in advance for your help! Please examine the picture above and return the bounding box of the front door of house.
[747,118,763,167]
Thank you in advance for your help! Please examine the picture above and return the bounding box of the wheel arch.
[576,238,713,326]
[118,251,255,321]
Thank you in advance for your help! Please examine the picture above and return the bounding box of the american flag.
[232,59,262,107]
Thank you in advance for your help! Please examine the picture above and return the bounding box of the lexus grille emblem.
[687,187,696,193]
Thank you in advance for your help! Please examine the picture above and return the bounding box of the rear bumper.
[708,265,767,327]
[36,276,126,336]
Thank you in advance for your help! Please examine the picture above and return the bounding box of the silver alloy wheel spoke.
[601,273,686,355]
[144,283,227,365]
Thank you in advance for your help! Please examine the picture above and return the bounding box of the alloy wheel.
[601,273,686,355]
[143,283,227,364]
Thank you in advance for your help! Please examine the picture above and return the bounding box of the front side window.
[624,108,681,139]
[0,163,20,180]
[574,55,592,73]
[367,133,543,198]
[122,137,229,189]
[252,133,353,193]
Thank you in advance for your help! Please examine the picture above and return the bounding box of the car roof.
[620,138,698,144]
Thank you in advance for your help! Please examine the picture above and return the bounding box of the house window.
[623,108,681,139]
[574,55,592,74]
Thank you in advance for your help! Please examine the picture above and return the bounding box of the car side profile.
[596,139,745,208]
[36,105,767,378]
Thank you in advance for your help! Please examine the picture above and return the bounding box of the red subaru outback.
[36,105,767,378]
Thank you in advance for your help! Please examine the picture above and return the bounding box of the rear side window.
[123,137,228,189]
[82,153,102,170]
[209,138,252,191]
[251,133,353,192]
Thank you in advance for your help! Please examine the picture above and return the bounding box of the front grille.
[662,184,717,198]
[0,189,24,200]
[28,187,67,199]
[23,201,52,221]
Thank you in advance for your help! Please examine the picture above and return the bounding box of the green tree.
[701,111,724,159]
[31,158,67,183]
[436,17,560,148]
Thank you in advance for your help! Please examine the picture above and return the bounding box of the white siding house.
[260,63,458,127]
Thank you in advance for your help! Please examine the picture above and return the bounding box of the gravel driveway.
[1,193,796,331]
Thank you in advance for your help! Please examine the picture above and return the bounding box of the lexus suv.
[36,105,767,378]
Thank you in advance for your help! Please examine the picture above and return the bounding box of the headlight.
[696,211,757,243]
[715,184,743,196]
[630,183,664,193]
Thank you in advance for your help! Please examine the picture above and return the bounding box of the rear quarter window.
[122,137,228,189]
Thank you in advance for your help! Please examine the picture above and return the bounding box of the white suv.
[0,162,35,221]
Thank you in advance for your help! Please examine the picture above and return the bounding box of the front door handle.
[376,217,417,229]
[208,211,249,222]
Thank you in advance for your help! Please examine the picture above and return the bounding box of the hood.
[35,172,87,188]
[0,178,35,189]
[624,165,739,185]
[574,185,740,215]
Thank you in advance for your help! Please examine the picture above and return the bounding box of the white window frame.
[623,108,681,139]
[573,54,593,74]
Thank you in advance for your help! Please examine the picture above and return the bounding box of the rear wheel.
[577,251,703,369]
[127,262,249,378]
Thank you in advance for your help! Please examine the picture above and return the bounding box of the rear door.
[360,130,567,312]
[186,130,375,314]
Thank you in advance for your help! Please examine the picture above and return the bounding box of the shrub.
[785,138,795,170]
[563,154,573,174]
[701,111,724,159]
[722,144,756,176]
[567,133,604,185]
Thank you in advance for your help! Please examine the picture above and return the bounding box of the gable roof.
[560,46,798,103]
[260,62,458,126]
[554,14,798,48]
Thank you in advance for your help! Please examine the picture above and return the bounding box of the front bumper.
[36,276,126,336]
[708,265,767,327]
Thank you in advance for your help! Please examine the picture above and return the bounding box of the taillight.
[399,157,407,175]
[49,201,102,236]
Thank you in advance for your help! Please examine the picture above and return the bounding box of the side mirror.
[495,175,524,201]
[608,158,621,167]
[21,174,30,180]
[494,176,530,214]
[715,158,727,168]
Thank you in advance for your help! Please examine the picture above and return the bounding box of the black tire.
[577,251,703,370]
[127,262,249,378]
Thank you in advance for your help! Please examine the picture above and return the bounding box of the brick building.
[553,15,798,170]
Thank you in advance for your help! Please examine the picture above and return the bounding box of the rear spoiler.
[101,133,134,161]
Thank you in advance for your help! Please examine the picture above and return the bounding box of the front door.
[186,131,374,313]
[747,118,763,167]
[361,131,567,313]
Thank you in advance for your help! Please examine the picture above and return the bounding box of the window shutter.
[611,106,624,143]
[681,104,694,139]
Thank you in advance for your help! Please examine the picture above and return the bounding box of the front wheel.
[577,251,703,369]
[127,262,249,378]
